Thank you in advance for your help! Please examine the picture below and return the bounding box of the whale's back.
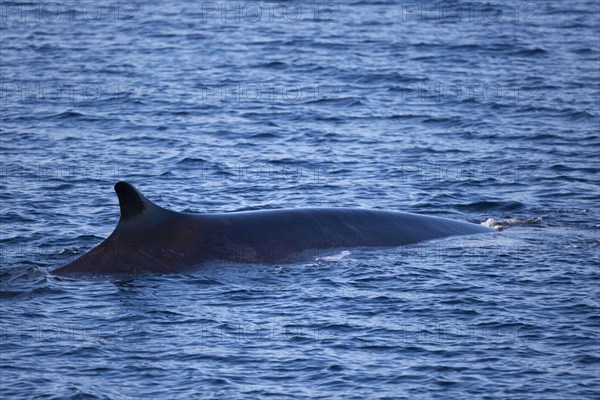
[209,208,492,250]
[53,183,494,274]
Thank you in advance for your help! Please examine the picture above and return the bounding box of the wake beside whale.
[52,182,493,274]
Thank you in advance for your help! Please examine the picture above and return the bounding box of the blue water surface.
[1,0,599,398]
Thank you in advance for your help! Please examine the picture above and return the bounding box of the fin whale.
[52,182,493,274]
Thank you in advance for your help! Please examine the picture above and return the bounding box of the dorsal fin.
[114,181,161,223]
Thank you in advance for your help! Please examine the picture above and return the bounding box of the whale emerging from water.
[52,182,493,274]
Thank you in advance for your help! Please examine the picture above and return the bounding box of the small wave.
[303,97,365,107]
[0,265,50,299]
[455,201,525,213]
[256,61,287,69]
[511,48,548,57]
[422,116,462,126]
[50,111,85,119]
[572,47,595,54]
[250,132,279,139]
[177,157,208,165]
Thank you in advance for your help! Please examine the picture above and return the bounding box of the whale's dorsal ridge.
[114,181,164,223]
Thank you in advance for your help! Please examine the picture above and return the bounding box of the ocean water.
[1,0,599,398]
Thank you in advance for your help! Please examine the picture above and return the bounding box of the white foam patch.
[318,250,352,262]
[481,217,541,230]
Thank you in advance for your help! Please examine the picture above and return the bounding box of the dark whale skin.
[53,182,493,274]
